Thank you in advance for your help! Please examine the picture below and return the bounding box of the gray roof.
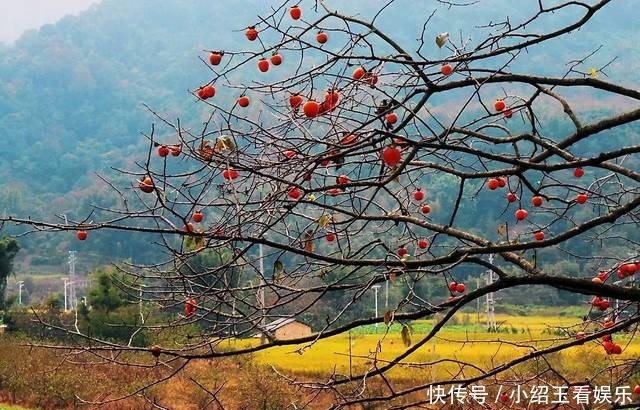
[263,317,298,331]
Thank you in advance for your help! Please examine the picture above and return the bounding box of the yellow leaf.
[303,230,314,252]
[307,194,316,201]
[214,135,236,154]
[318,214,331,228]
[401,325,412,347]
[273,260,284,277]
[435,32,449,48]
[193,236,205,250]
[588,68,599,79]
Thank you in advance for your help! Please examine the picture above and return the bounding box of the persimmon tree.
[3,0,640,407]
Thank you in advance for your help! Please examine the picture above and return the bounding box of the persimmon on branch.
[2,0,640,408]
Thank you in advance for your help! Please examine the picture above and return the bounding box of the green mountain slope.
[0,0,637,270]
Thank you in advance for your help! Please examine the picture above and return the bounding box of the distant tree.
[0,236,19,311]
[80,267,147,345]
[44,292,63,312]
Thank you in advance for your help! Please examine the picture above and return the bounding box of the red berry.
[327,188,341,197]
[337,175,349,185]
[575,331,586,340]
[324,89,339,108]
[158,145,170,157]
[418,239,428,249]
[352,66,365,80]
[183,223,194,233]
[184,298,197,317]
[139,177,154,193]
[532,196,543,207]
[455,283,466,293]
[192,211,203,223]
[316,32,328,44]
[319,156,331,167]
[289,94,303,109]
[494,100,506,112]
[611,344,622,355]
[150,345,162,357]
[222,168,239,180]
[257,58,269,73]
[597,271,608,281]
[499,393,510,404]
[382,146,402,167]
[515,209,528,221]
[497,177,507,188]
[506,192,518,203]
[326,233,336,242]
[574,167,585,178]
[397,246,408,257]
[421,204,432,214]
[303,100,321,117]
[448,282,457,292]
[284,150,296,159]
[487,178,499,190]
[245,26,258,41]
[413,189,425,201]
[290,5,301,20]
[237,95,250,107]
[603,340,615,353]
[503,108,513,118]
[385,112,398,124]
[209,52,222,66]
[340,133,357,145]
[534,231,545,241]
[288,187,302,200]
[633,385,640,395]
[270,53,283,66]
[197,85,215,100]
[440,63,453,76]
[170,145,182,156]
[625,263,638,274]
[576,193,588,204]
[76,230,88,241]
[364,72,378,86]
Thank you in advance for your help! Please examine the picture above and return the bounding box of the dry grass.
[1,313,638,409]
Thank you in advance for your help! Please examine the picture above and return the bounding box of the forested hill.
[0,0,637,269]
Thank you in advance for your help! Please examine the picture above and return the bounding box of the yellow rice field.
[239,313,640,381]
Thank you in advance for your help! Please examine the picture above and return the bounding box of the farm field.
[247,313,640,381]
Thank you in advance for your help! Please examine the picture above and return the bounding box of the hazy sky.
[0,0,101,44]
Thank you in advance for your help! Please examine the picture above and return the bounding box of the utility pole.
[17,281,24,305]
[259,243,266,330]
[476,276,481,325]
[371,285,381,330]
[61,277,69,311]
[484,254,497,332]
[385,277,389,309]
[68,251,77,310]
